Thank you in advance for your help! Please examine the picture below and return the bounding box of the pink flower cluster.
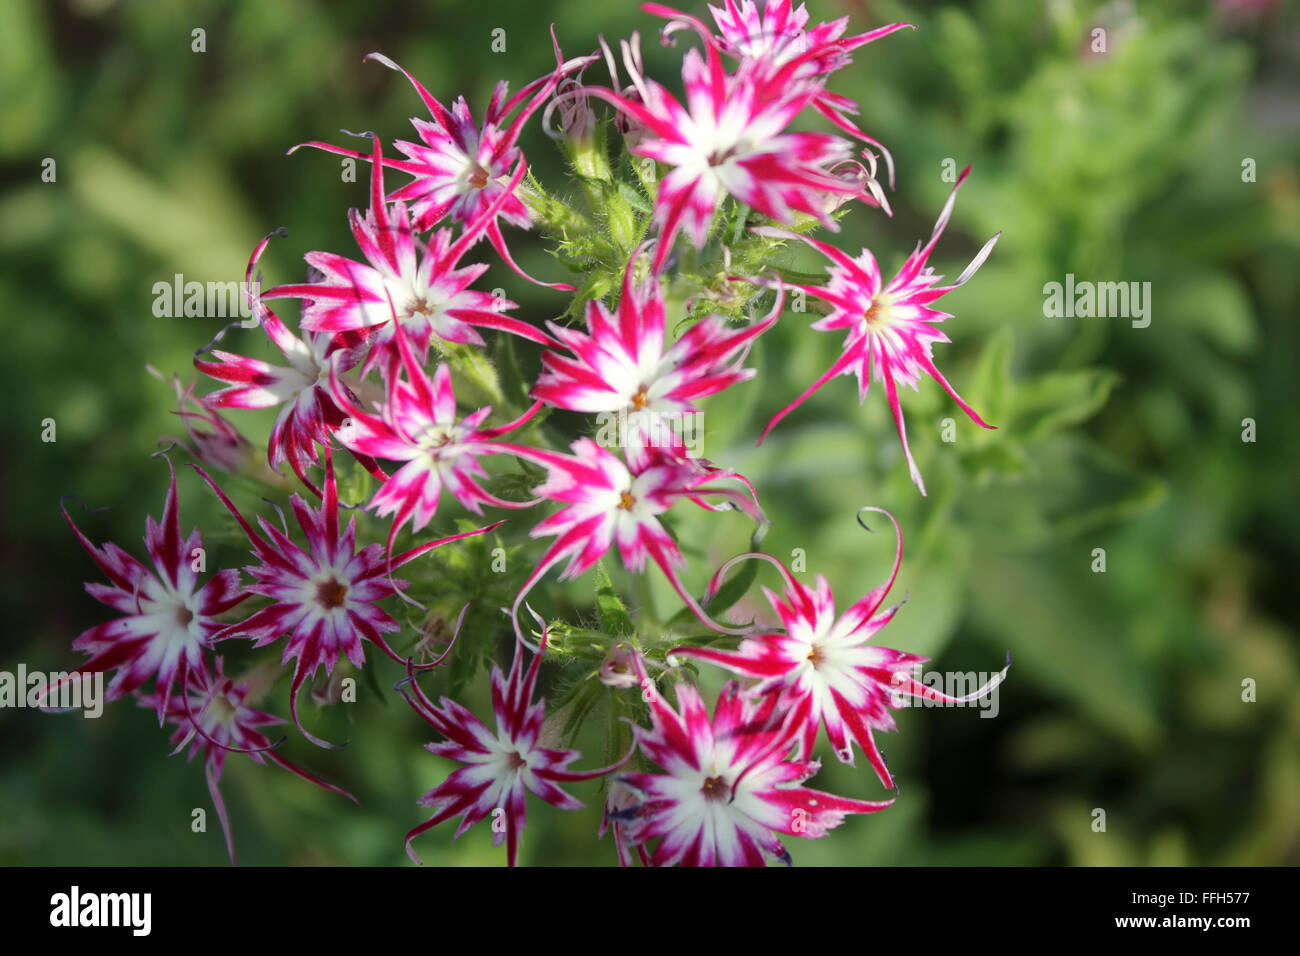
[55,1,1006,866]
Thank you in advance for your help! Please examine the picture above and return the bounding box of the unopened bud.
[554,78,596,145]
[616,88,648,150]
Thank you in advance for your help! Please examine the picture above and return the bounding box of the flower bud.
[598,642,640,689]
[554,77,596,146]
[151,369,258,475]
[615,87,648,150]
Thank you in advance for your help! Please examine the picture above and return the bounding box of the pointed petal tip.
[909,464,927,497]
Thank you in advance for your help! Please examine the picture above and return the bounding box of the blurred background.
[1,0,1297,865]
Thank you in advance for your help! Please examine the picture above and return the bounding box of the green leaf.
[492,332,532,411]
[431,341,503,407]
[1012,367,1120,440]
[615,179,653,216]
[959,439,1034,482]
[560,679,605,745]
[594,561,635,637]
[334,458,375,508]
[702,552,759,619]
[969,552,1161,749]
[664,521,769,630]
[1159,272,1258,356]
[964,325,1016,429]
[362,655,388,706]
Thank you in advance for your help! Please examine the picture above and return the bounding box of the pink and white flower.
[263,135,554,381]
[195,231,380,496]
[754,166,1001,495]
[615,663,894,866]
[328,327,542,565]
[399,626,626,866]
[56,459,245,723]
[703,0,889,73]
[506,436,764,642]
[654,1,912,183]
[588,29,874,273]
[192,451,502,748]
[294,35,596,289]
[670,507,1008,788]
[532,252,780,427]
[139,656,357,864]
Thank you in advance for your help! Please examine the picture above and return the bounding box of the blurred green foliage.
[1,0,1296,866]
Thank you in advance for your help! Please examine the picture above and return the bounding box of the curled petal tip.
[59,493,112,517]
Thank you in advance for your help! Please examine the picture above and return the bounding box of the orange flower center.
[864,294,895,328]
[618,491,636,510]
[467,164,490,189]
[631,387,649,411]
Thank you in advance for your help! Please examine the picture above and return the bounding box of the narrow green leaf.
[594,560,635,637]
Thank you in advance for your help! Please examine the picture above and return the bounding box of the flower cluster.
[55,1,1006,866]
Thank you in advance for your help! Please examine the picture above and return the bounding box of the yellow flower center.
[420,425,454,452]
